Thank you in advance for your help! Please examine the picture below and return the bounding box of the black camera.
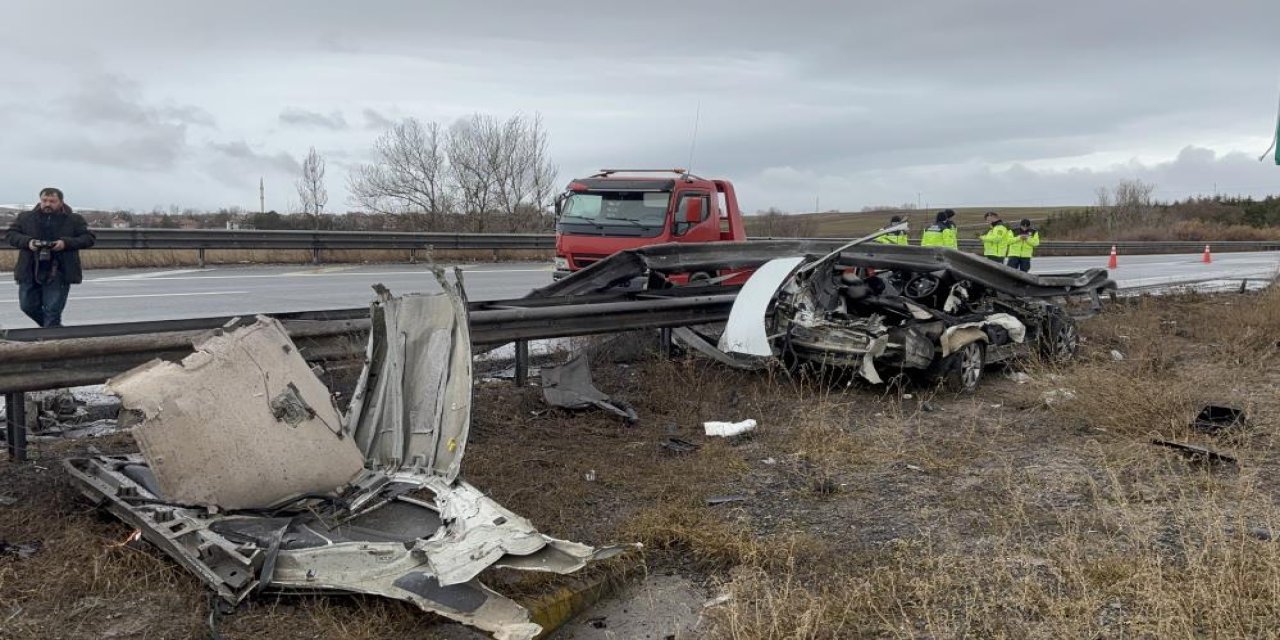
[31,240,54,262]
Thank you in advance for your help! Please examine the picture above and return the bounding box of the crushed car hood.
[68,282,632,640]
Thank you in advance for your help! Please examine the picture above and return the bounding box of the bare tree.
[1096,179,1155,231]
[348,118,451,230]
[489,114,557,221]
[445,114,501,231]
[348,112,558,232]
[296,146,328,229]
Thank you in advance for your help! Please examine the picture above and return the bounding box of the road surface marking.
[89,268,215,281]
[0,290,249,303]
[283,266,360,276]
[76,266,554,282]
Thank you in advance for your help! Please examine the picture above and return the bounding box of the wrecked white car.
[720,243,1115,392]
[63,282,629,640]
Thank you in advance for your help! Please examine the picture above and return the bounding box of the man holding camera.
[5,188,96,327]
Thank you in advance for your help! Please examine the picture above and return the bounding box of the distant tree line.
[749,207,820,237]
[1043,179,1280,241]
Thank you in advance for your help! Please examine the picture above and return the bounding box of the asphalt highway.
[1,251,1277,329]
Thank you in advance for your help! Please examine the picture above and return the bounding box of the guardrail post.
[312,248,322,265]
[197,248,206,269]
[5,391,27,462]
[660,327,673,359]
[409,248,418,264]
[515,340,529,387]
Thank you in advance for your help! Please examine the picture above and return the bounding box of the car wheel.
[1043,311,1079,363]
[939,341,985,393]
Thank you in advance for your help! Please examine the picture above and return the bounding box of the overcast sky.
[1,0,1278,214]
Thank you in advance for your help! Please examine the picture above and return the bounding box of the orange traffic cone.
[1202,244,1212,264]
[1107,245,1118,269]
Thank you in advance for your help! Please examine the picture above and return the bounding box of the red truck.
[553,169,748,283]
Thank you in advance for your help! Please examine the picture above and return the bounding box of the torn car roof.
[106,318,365,510]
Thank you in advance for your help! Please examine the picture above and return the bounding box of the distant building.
[109,215,131,229]
[178,218,201,230]
[226,214,255,230]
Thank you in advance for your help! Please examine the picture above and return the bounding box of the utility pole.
[259,178,265,214]
[916,192,922,209]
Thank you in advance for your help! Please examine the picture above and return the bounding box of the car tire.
[934,341,985,393]
[1041,309,1079,363]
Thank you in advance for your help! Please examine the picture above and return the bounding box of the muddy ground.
[4,289,1280,639]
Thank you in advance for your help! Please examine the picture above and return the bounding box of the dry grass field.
[3,288,1280,638]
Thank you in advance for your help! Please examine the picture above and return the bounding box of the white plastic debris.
[704,419,758,437]
[1008,372,1032,384]
[1110,350,1126,361]
[762,457,777,465]
[703,593,734,608]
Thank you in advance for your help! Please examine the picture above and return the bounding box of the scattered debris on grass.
[1192,404,1246,434]
[1150,439,1238,465]
[706,495,748,507]
[704,419,757,437]
[542,353,638,423]
[661,438,700,455]
[0,540,42,560]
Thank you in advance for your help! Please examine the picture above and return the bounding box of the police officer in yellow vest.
[920,209,957,249]
[1005,218,1040,272]
[875,215,909,245]
[978,211,1013,263]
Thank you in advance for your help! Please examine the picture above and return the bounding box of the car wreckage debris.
[541,353,638,423]
[0,540,42,560]
[64,282,634,640]
[660,438,700,455]
[1150,439,1238,465]
[1192,405,1246,434]
[716,244,1110,392]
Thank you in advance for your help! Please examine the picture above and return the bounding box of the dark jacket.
[5,205,96,284]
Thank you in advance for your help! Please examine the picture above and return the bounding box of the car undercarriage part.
[67,283,633,640]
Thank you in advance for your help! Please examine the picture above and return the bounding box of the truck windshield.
[558,191,670,237]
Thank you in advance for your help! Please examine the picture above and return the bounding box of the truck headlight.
[554,256,569,270]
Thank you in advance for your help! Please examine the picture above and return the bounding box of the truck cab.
[553,169,747,282]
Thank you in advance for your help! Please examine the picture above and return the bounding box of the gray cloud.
[205,141,300,188]
[279,107,348,130]
[362,108,394,130]
[0,0,1276,211]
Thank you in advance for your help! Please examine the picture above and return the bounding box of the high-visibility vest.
[921,223,957,248]
[875,231,908,245]
[980,223,1013,257]
[1006,230,1040,258]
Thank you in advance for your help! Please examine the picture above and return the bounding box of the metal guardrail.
[2,228,1276,256]
[0,287,736,459]
[54,228,555,251]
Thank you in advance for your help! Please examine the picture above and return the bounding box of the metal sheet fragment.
[541,353,638,422]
